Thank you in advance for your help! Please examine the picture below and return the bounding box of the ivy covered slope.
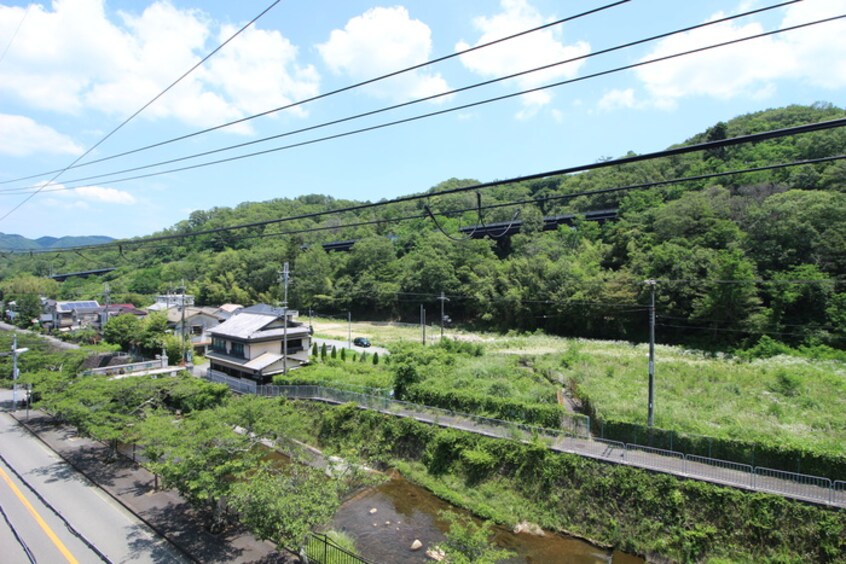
[4,103,846,350]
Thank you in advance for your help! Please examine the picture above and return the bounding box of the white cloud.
[317,6,450,102]
[206,25,320,118]
[0,0,320,131]
[43,182,136,206]
[456,0,590,111]
[597,88,638,112]
[628,1,846,109]
[0,114,83,156]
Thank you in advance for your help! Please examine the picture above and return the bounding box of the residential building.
[165,306,231,354]
[45,300,102,332]
[147,294,195,312]
[206,305,311,384]
[99,304,147,328]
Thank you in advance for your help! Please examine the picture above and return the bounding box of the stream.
[331,473,643,563]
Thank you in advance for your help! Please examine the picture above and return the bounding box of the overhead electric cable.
[655,322,821,339]
[0,0,283,223]
[6,1,808,193]
[1,0,632,185]
[657,315,840,330]
[11,122,846,255]
[0,4,30,65]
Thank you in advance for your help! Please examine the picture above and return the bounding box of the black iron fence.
[307,532,376,564]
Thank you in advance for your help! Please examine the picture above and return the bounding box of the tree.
[229,464,339,554]
[1,274,59,303]
[141,311,169,355]
[15,293,42,328]
[691,249,761,338]
[147,408,260,532]
[745,190,846,274]
[434,510,514,564]
[103,314,143,351]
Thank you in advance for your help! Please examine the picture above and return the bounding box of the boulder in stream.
[513,520,545,536]
[410,539,423,551]
[426,547,446,561]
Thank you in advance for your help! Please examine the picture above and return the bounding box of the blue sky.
[0,0,844,239]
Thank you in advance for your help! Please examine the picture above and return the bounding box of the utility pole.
[102,282,111,330]
[420,305,426,345]
[348,311,352,350]
[9,334,29,410]
[180,279,188,365]
[645,279,657,428]
[438,291,450,340]
[280,263,290,376]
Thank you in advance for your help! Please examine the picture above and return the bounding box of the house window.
[192,325,203,336]
[231,342,245,358]
[283,339,303,353]
[211,337,226,354]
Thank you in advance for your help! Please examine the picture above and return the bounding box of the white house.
[206,304,311,384]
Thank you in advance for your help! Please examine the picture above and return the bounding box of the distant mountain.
[0,233,114,251]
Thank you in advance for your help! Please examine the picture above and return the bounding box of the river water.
[331,474,643,563]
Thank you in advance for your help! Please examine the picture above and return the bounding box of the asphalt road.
[0,390,187,564]
[0,321,80,351]
[311,337,389,357]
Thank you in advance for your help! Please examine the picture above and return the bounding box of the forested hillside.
[4,103,846,350]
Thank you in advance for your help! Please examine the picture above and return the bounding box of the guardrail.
[83,358,167,376]
[207,371,845,507]
[208,371,591,442]
[754,467,833,505]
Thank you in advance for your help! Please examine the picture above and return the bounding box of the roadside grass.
[275,358,394,391]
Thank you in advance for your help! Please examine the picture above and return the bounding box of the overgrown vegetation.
[314,403,846,563]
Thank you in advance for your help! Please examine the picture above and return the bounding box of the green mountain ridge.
[3,103,845,350]
[0,233,115,251]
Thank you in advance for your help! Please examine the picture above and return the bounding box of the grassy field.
[560,339,846,457]
[303,320,846,462]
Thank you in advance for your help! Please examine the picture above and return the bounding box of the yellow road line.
[0,464,79,564]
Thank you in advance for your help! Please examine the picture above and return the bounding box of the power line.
[0,0,284,223]
[0,0,633,186]
[655,322,834,339]
[0,4,30,65]
[655,278,841,285]
[9,140,846,256]
[7,3,822,194]
[657,315,840,330]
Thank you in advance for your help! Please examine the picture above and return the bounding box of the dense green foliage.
[3,104,845,351]
[315,403,846,563]
[21,362,357,549]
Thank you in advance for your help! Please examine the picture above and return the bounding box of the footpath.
[9,406,294,564]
